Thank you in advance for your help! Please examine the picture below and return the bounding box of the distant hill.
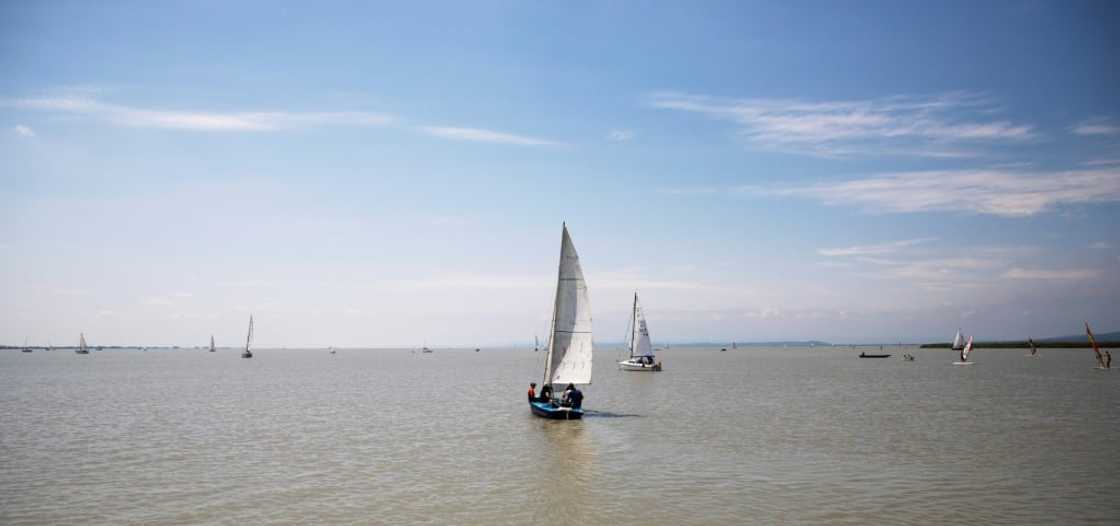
[651,341,832,349]
[921,329,1120,349]
[1039,330,1120,343]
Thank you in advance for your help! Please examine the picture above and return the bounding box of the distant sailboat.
[330,346,336,355]
[618,292,662,371]
[75,333,90,355]
[241,315,254,359]
[1026,337,1039,358]
[953,335,975,365]
[529,223,592,420]
[951,329,965,351]
[421,344,433,354]
[533,336,540,353]
[1086,322,1108,370]
[209,335,216,353]
[21,337,32,352]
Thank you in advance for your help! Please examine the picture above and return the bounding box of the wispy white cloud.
[761,168,1120,217]
[607,129,634,142]
[818,238,936,257]
[648,91,1034,158]
[1071,118,1120,136]
[1083,159,1120,167]
[6,95,393,131]
[1001,267,1100,280]
[13,124,35,137]
[417,126,561,146]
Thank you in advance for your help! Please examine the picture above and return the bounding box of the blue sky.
[2,1,1118,346]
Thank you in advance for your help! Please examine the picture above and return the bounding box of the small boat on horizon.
[209,335,216,353]
[1026,337,1039,358]
[75,333,90,355]
[241,315,254,359]
[529,223,591,420]
[330,346,336,355]
[618,292,662,372]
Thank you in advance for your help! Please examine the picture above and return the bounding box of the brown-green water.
[1,347,1117,524]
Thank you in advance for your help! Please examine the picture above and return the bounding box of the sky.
[1,1,1118,347]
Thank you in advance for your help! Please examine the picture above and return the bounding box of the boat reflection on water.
[531,421,597,522]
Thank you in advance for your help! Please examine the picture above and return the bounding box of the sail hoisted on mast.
[629,293,654,358]
[952,329,964,351]
[1086,322,1103,367]
[543,224,593,387]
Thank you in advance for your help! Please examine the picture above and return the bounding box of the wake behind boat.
[618,292,662,372]
[529,223,591,420]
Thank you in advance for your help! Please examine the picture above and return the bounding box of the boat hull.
[619,360,661,371]
[529,400,583,420]
[952,361,975,365]
[858,354,891,358]
[241,352,253,358]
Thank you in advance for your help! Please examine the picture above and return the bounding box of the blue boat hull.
[529,400,583,420]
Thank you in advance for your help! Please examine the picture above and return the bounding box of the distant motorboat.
[475,348,480,352]
[241,315,254,359]
[618,292,662,372]
[529,223,591,420]
[421,346,433,354]
[859,352,891,358]
[75,333,90,355]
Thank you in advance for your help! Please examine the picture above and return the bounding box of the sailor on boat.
[527,383,536,402]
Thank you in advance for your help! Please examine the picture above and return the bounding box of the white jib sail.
[245,315,254,353]
[632,294,654,358]
[545,224,593,386]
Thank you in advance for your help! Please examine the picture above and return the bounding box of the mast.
[542,224,565,387]
[629,292,638,359]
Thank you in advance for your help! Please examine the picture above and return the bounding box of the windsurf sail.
[961,336,973,362]
[1086,322,1103,367]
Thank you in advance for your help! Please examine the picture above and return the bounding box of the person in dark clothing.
[566,383,584,409]
[1106,350,1112,369]
[539,384,552,403]
[527,382,537,402]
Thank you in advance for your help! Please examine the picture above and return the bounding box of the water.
[1,347,1117,524]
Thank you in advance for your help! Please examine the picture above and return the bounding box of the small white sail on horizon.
[76,333,90,355]
[952,329,964,351]
[241,315,254,358]
[954,336,974,365]
[209,335,216,352]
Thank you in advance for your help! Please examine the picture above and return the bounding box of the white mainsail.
[952,329,964,350]
[79,333,88,352]
[629,293,654,358]
[543,224,593,387]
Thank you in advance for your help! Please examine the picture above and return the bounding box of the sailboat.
[533,336,540,352]
[330,346,336,355]
[953,335,975,365]
[529,224,592,420]
[1026,337,1039,358]
[75,333,90,355]
[21,338,32,352]
[1086,322,1109,370]
[241,315,254,358]
[951,329,965,351]
[209,335,216,353]
[618,292,662,371]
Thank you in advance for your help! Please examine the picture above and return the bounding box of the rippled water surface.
[2,347,1118,524]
